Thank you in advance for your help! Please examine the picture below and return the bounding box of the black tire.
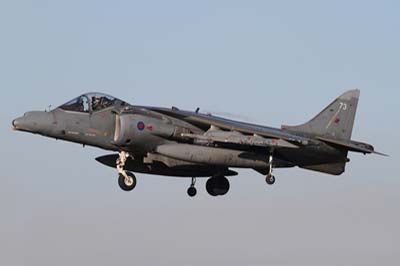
[118,172,137,191]
[187,186,197,197]
[265,174,275,185]
[206,178,218,196]
[206,176,230,196]
[216,176,230,196]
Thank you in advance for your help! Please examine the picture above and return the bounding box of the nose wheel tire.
[265,174,275,185]
[118,172,137,191]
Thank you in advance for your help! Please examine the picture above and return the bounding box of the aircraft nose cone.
[12,111,55,135]
[12,117,22,129]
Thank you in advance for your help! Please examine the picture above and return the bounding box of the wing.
[181,129,299,150]
[141,106,310,145]
[135,106,304,170]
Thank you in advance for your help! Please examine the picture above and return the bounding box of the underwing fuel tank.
[156,144,268,168]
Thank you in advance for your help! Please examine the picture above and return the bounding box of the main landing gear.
[117,151,137,191]
[206,175,230,197]
[265,153,276,185]
[186,175,230,197]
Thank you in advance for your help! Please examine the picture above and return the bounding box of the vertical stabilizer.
[282,89,360,140]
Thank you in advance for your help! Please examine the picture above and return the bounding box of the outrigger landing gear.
[117,151,137,191]
[187,177,197,197]
[265,153,276,185]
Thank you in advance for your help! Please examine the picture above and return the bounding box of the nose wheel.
[118,172,137,191]
[116,151,137,192]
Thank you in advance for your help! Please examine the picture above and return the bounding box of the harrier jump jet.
[12,90,385,197]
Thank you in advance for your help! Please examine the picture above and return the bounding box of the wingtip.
[373,151,389,157]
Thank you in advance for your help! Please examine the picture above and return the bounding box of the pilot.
[92,96,101,111]
[77,98,85,112]
[101,97,111,108]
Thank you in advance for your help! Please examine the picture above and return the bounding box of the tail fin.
[282,89,360,140]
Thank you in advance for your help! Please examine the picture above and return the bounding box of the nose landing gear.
[116,151,137,191]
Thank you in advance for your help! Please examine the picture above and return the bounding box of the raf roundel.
[137,121,145,131]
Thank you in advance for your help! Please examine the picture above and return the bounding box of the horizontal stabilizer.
[317,137,388,156]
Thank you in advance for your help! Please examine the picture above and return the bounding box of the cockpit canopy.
[59,93,123,113]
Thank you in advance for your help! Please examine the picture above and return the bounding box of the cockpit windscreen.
[59,93,119,113]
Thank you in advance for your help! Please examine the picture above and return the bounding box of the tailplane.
[282,89,360,140]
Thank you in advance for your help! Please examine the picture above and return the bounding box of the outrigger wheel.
[265,153,276,185]
[187,177,197,197]
[265,174,275,185]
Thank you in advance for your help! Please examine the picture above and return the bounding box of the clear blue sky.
[1,1,399,265]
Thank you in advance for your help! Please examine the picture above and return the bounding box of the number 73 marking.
[339,102,347,111]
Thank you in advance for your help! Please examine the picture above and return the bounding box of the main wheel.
[206,178,218,196]
[187,186,197,197]
[118,172,137,191]
[265,174,275,185]
[206,176,230,196]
